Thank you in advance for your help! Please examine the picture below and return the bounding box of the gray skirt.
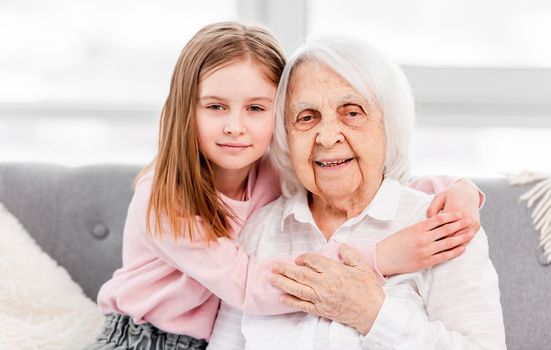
[83,313,208,350]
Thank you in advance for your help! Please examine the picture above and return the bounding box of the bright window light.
[307,0,551,67]
[0,0,238,106]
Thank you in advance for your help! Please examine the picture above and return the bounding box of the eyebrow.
[199,96,273,103]
[336,94,367,106]
[291,96,367,111]
[247,97,273,103]
[292,101,317,111]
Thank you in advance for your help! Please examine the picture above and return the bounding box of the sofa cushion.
[477,178,551,349]
[0,163,140,300]
[0,202,104,349]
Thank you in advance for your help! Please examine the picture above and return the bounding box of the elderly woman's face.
[286,60,386,201]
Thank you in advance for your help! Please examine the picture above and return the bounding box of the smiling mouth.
[314,158,354,168]
[217,143,250,148]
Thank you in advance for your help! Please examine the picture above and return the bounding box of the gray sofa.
[0,163,549,349]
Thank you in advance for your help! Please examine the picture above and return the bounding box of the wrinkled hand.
[270,244,384,335]
[376,212,476,276]
[427,178,481,236]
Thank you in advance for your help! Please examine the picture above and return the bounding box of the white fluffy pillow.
[0,203,104,350]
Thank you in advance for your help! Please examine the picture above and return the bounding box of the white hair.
[270,36,415,198]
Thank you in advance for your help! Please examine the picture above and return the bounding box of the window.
[0,0,237,106]
[307,0,551,67]
[306,0,551,176]
[0,0,237,165]
[2,0,550,177]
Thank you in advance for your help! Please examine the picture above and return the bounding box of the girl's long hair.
[136,21,286,242]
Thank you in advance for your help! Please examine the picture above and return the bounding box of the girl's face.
[196,59,276,176]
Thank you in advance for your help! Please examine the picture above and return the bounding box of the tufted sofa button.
[92,224,109,239]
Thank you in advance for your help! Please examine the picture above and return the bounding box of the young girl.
[85,22,482,350]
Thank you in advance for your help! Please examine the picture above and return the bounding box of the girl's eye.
[248,105,265,112]
[207,104,225,111]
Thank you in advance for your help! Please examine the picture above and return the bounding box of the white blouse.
[207,179,506,350]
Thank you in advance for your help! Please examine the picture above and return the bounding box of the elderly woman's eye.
[339,104,365,120]
[293,110,319,130]
[339,105,368,126]
[345,108,364,118]
[297,110,318,123]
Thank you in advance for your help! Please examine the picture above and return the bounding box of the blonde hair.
[137,21,286,241]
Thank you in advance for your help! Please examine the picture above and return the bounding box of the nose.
[223,111,245,136]
[315,114,344,147]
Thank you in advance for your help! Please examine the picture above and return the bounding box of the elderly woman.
[208,37,505,349]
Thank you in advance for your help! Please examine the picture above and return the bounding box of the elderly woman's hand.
[427,178,482,236]
[270,244,384,335]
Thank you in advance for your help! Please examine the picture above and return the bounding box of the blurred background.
[1,0,550,177]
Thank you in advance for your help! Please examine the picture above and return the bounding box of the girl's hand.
[427,178,482,236]
[376,212,476,276]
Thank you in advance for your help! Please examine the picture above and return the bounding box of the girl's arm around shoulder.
[408,175,485,207]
